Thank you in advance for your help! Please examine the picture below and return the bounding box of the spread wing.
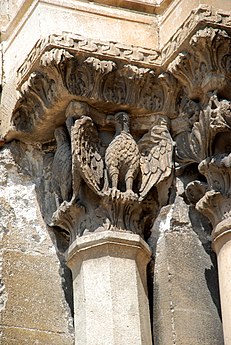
[71,116,105,196]
[138,123,174,200]
[52,126,72,204]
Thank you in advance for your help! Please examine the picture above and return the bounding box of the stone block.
[1,250,73,335]
[0,326,73,345]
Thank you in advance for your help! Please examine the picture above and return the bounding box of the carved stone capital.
[8,47,177,144]
[168,27,231,101]
[195,154,231,230]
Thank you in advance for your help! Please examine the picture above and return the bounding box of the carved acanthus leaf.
[196,191,231,230]
[173,94,231,166]
[168,28,231,99]
[191,153,231,230]
[40,48,73,67]
[11,47,172,142]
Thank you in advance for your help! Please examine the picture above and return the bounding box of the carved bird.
[69,111,173,203]
[138,116,174,202]
[105,112,140,195]
[70,115,105,200]
[51,126,72,206]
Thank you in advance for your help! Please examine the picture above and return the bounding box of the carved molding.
[162,5,231,63]
[17,33,161,85]
[16,5,231,86]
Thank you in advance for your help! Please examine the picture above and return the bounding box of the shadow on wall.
[189,206,222,321]
[9,140,75,321]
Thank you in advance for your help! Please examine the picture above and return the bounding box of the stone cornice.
[16,5,231,86]
[89,0,174,15]
[17,33,161,85]
[161,5,231,64]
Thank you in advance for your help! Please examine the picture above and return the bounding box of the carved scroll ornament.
[173,93,231,234]
[51,101,174,242]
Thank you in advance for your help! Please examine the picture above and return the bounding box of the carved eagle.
[105,112,140,196]
[68,111,174,202]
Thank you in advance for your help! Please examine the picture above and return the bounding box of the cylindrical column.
[66,231,152,345]
[213,220,231,345]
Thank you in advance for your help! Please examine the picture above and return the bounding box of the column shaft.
[66,231,152,345]
[213,227,231,345]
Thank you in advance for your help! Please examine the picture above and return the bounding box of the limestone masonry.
[0,1,231,344]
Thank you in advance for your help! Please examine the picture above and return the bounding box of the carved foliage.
[168,28,231,99]
[12,46,174,139]
[173,94,231,166]
[174,94,231,230]
[196,154,231,229]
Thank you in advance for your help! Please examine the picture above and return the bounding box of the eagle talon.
[124,190,138,201]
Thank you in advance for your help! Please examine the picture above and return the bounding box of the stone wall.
[0,143,74,344]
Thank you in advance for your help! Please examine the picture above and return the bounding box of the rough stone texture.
[149,180,223,345]
[1,1,231,345]
[0,146,74,345]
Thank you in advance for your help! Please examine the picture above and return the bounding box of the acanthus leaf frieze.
[9,47,176,143]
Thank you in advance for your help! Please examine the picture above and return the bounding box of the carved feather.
[138,122,174,200]
[71,116,105,196]
[52,126,72,204]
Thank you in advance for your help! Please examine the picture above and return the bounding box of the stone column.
[212,220,231,345]
[196,155,231,345]
[66,231,152,345]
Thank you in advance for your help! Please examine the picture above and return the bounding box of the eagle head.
[115,112,130,133]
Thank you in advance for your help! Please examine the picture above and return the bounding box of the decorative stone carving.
[169,27,231,101]
[172,94,231,166]
[173,94,231,234]
[196,155,231,232]
[10,48,176,144]
[51,102,174,243]
[17,33,160,84]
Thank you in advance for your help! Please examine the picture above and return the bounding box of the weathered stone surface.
[0,326,73,345]
[2,251,71,332]
[1,1,231,344]
[0,147,74,345]
[149,181,223,345]
[67,231,152,345]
